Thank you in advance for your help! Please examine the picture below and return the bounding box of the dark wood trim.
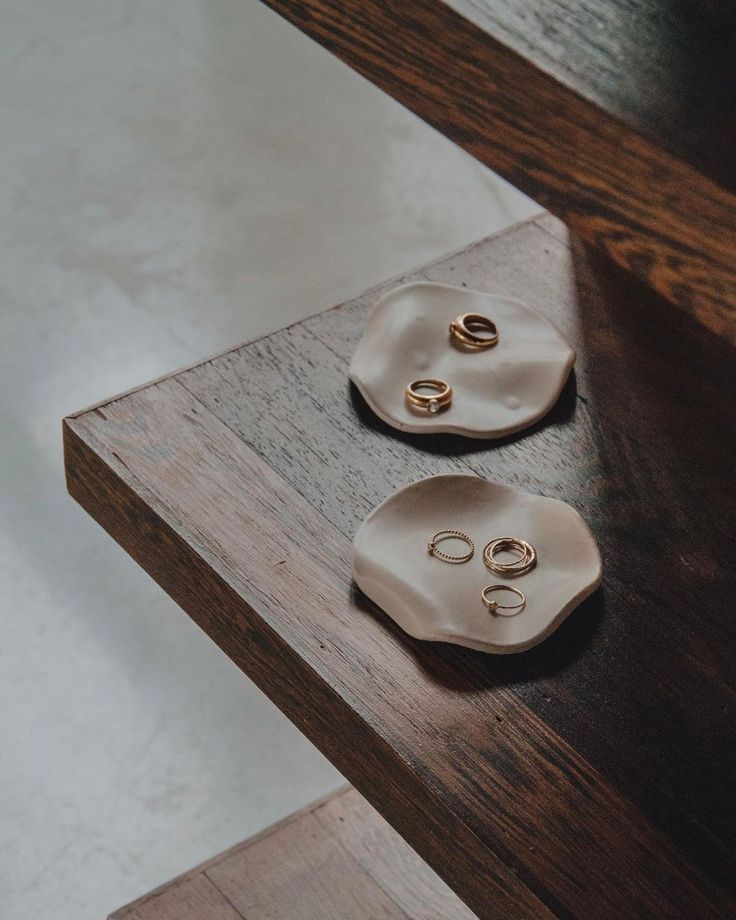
[63,406,550,920]
[258,0,736,343]
[65,373,733,918]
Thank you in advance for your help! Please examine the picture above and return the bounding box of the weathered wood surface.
[110,787,474,919]
[258,0,736,343]
[65,216,736,919]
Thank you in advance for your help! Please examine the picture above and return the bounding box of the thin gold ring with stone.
[449,312,499,349]
[483,537,537,576]
[482,584,526,615]
[406,378,452,415]
[427,529,474,564]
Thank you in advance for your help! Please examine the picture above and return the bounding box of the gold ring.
[482,584,526,615]
[449,312,499,349]
[483,537,537,576]
[427,529,474,564]
[406,378,452,414]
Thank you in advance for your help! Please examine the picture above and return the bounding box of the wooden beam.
[258,0,736,342]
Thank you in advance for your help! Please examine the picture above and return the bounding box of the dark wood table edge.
[62,215,734,919]
[63,407,553,919]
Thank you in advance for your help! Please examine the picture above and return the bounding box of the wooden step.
[109,788,476,920]
[261,0,736,343]
[68,216,736,919]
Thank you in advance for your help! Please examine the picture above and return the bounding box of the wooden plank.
[63,388,552,920]
[176,216,736,883]
[111,788,474,919]
[111,874,241,920]
[313,789,476,920]
[207,812,406,919]
[64,372,734,914]
[208,801,404,919]
[65,219,735,918]
[448,0,736,190]
[108,788,352,919]
[65,389,733,918]
[257,0,736,342]
[64,381,734,919]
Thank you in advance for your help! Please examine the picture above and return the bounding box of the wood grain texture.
[111,875,240,920]
[65,378,732,920]
[180,216,736,874]
[178,215,736,882]
[450,0,736,191]
[111,788,473,920]
[257,0,736,343]
[208,810,406,919]
[64,382,552,920]
[66,217,736,918]
[312,790,476,920]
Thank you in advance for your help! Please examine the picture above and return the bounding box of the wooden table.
[259,0,736,344]
[65,215,735,919]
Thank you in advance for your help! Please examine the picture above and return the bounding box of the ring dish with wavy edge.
[349,281,575,439]
[352,474,602,654]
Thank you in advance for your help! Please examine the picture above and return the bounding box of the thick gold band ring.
[482,584,526,615]
[483,537,537,576]
[406,378,452,414]
[449,312,499,348]
[427,529,474,564]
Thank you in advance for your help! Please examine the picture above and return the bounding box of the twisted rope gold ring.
[427,529,474,564]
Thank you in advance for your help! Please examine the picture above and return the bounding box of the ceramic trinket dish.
[353,474,602,654]
[349,282,575,438]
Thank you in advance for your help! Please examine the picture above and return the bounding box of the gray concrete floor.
[0,2,539,918]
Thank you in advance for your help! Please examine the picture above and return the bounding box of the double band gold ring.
[406,378,452,414]
[483,537,537,576]
[449,312,499,349]
[482,584,526,615]
[427,529,474,564]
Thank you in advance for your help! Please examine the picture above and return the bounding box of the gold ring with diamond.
[482,584,526,616]
[405,378,452,415]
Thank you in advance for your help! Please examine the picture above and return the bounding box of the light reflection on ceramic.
[349,282,575,438]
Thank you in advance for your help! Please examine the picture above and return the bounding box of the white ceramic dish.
[349,282,575,439]
[353,474,602,654]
